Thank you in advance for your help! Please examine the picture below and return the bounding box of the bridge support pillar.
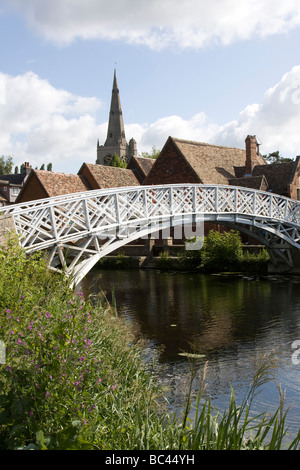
[162,237,173,251]
[144,237,155,256]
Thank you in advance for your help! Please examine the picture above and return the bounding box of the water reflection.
[79,269,300,441]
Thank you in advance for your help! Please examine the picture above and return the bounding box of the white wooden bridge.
[3,184,300,285]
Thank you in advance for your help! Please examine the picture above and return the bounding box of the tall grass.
[0,234,299,450]
[177,355,300,450]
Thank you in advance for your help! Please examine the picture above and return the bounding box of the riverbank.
[97,230,271,275]
[1,235,300,450]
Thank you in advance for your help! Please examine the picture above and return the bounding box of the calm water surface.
[78,268,300,443]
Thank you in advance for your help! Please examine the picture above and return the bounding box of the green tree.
[141,146,160,159]
[263,151,293,164]
[109,153,127,168]
[0,156,13,175]
[47,163,53,171]
[14,166,19,174]
[40,164,45,170]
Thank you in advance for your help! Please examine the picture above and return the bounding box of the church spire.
[104,69,126,147]
[96,69,137,165]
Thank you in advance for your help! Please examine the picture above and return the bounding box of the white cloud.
[1,66,300,174]
[131,66,300,158]
[0,71,103,172]
[4,0,300,49]
[134,113,219,150]
[213,65,300,156]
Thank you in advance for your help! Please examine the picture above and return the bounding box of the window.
[11,187,20,196]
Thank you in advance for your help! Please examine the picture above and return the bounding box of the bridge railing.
[2,184,300,252]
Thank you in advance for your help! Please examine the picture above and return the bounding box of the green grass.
[0,234,299,450]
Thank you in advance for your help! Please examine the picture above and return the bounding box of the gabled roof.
[127,156,155,183]
[228,174,268,191]
[19,170,92,199]
[251,161,296,196]
[170,137,265,185]
[79,163,140,188]
[0,172,27,185]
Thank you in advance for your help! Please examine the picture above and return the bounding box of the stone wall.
[0,214,16,245]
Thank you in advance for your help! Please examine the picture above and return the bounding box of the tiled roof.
[251,162,295,196]
[0,172,27,185]
[127,156,155,183]
[34,170,92,197]
[81,163,140,188]
[229,175,268,191]
[171,137,265,185]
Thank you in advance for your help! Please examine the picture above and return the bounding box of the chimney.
[24,162,32,177]
[245,135,258,176]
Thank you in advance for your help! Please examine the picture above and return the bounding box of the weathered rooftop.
[127,155,155,183]
[32,170,92,197]
[172,137,265,185]
[79,163,140,188]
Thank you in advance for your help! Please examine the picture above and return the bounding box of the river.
[78,268,300,444]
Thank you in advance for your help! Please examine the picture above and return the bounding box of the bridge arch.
[4,184,300,285]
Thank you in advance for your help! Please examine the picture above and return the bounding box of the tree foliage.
[200,229,244,271]
[108,153,127,168]
[0,156,13,175]
[140,146,160,159]
[263,151,293,164]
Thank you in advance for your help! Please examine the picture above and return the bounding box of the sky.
[1,0,300,174]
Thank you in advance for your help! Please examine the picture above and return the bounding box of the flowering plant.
[0,236,120,449]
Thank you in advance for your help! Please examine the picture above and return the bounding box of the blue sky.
[1,0,300,173]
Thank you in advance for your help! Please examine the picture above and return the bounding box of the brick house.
[143,135,300,199]
[126,155,155,183]
[78,163,140,189]
[16,170,92,203]
[0,162,32,206]
[16,163,140,203]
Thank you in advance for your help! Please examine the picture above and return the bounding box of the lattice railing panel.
[14,207,55,247]
[195,187,217,213]
[171,186,195,214]
[254,192,271,218]
[4,184,300,259]
[271,196,287,221]
[118,190,146,222]
[147,188,171,218]
[285,200,300,225]
[217,188,237,213]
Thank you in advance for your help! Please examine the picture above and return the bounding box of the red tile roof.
[79,163,140,188]
[172,137,265,185]
[127,156,155,183]
[33,170,92,197]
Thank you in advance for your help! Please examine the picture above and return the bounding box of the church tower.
[96,70,137,166]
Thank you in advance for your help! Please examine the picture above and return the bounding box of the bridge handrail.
[3,183,300,218]
[3,183,300,283]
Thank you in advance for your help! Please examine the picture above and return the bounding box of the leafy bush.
[200,230,243,271]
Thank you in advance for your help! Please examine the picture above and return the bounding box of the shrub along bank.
[158,230,270,273]
[0,235,299,450]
